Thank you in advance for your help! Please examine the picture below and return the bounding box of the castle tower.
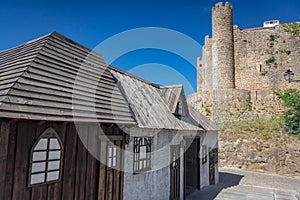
[211,2,235,89]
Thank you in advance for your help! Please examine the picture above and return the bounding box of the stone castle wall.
[191,1,300,122]
[234,26,300,91]
[197,36,213,91]
[188,90,284,122]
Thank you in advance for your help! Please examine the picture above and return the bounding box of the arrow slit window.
[28,128,63,186]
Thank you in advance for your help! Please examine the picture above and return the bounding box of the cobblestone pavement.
[187,167,300,200]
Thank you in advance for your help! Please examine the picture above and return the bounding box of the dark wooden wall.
[0,119,125,200]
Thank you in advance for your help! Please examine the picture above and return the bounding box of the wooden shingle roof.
[110,69,199,130]
[0,32,219,131]
[111,69,219,131]
[0,32,135,124]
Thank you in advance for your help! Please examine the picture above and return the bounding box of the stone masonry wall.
[193,1,300,122]
[198,36,213,91]
[234,25,300,91]
[188,89,284,123]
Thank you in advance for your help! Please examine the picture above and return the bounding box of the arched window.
[28,128,63,186]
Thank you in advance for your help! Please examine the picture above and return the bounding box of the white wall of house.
[123,128,187,200]
[199,131,219,188]
[123,128,218,200]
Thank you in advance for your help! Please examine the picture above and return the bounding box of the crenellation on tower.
[189,1,300,122]
[204,35,211,44]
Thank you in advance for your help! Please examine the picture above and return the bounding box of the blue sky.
[1,0,300,95]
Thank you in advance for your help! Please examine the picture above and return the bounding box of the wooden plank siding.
[1,119,126,200]
[61,123,78,200]
[74,124,88,200]
[3,120,18,200]
[12,120,36,200]
[0,120,11,200]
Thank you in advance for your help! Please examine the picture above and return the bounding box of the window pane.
[139,161,143,169]
[140,146,147,159]
[49,139,60,149]
[140,153,147,159]
[113,147,117,157]
[48,161,60,171]
[34,139,48,151]
[108,147,112,157]
[47,171,59,181]
[48,151,61,160]
[33,152,47,161]
[113,157,116,167]
[32,162,46,173]
[31,173,45,185]
[108,158,112,167]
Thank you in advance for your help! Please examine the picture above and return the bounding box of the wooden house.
[0,32,220,200]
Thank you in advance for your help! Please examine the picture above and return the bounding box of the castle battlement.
[213,1,232,10]
[204,35,211,44]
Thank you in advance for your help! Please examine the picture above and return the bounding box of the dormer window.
[174,101,183,118]
[28,128,63,186]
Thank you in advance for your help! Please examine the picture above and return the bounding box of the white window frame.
[107,145,118,168]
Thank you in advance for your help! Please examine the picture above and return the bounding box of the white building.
[111,68,220,199]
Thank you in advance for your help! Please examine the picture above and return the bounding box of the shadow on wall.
[187,172,244,200]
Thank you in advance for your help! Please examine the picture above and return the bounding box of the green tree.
[275,89,300,135]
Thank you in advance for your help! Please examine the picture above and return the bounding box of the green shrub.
[266,56,275,64]
[275,89,300,136]
[281,22,300,37]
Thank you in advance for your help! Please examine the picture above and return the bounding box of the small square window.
[107,146,118,168]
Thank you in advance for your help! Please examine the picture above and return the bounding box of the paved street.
[187,167,300,200]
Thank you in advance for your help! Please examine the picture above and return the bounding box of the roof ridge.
[0,32,52,54]
[159,84,183,89]
[49,32,104,60]
[109,65,160,88]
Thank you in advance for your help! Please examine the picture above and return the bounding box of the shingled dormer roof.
[0,32,135,124]
[159,84,182,114]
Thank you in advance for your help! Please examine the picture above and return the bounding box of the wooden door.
[98,139,124,200]
[170,145,180,200]
[209,148,218,185]
[184,138,200,198]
